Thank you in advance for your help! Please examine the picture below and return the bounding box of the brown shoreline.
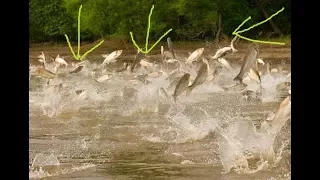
[29,40,291,65]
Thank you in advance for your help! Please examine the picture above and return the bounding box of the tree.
[215,0,223,44]
[29,0,75,42]
[251,0,283,36]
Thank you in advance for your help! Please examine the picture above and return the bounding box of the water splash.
[30,59,291,178]
[31,153,60,167]
[29,163,95,179]
[216,112,290,174]
[260,72,288,103]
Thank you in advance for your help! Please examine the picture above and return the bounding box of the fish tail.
[233,75,243,84]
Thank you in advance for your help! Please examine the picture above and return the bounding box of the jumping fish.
[265,95,291,135]
[186,62,208,95]
[257,58,265,65]
[35,68,56,79]
[55,54,68,67]
[234,43,259,83]
[163,51,175,60]
[247,68,261,84]
[95,74,111,83]
[186,48,204,64]
[116,63,129,72]
[131,49,145,72]
[69,66,84,74]
[173,73,191,102]
[276,82,291,91]
[212,36,238,60]
[101,50,123,65]
[37,51,46,68]
[167,37,176,59]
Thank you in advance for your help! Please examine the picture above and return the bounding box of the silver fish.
[186,48,204,64]
[212,36,238,60]
[163,51,175,60]
[167,37,176,59]
[35,68,56,79]
[212,47,232,60]
[276,82,291,91]
[69,66,84,74]
[101,50,123,65]
[267,96,291,135]
[95,74,111,83]
[173,73,191,102]
[116,63,129,72]
[186,62,208,95]
[55,54,68,67]
[131,49,145,72]
[106,62,129,72]
[247,68,261,84]
[38,51,46,69]
[234,43,259,83]
[159,87,169,99]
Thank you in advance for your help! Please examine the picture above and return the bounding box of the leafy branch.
[232,7,285,45]
[130,5,172,54]
[64,5,104,61]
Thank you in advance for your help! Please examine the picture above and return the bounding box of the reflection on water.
[29,55,291,179]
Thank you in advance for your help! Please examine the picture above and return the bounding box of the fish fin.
[233,75,243,84]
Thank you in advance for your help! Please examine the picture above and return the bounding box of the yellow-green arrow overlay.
[232,7,286,45]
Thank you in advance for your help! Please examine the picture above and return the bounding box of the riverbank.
[29,38,291,64]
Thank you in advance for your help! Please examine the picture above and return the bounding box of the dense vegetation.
[29,0,291,43]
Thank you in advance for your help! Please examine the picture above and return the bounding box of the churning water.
[29,58,291,179]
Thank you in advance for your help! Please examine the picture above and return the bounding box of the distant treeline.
[29,0,291,43]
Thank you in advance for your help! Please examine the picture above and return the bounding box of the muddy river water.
[29,45,291,180]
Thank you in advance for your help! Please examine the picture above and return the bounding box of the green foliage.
[65,5,104,60]
[265,0,291,34]
[130,5,172,54]
[222,0,261,36]
[29,0,291,43]
[232,7,286,45]
[29,0,75,42]
[173,0,218,40]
